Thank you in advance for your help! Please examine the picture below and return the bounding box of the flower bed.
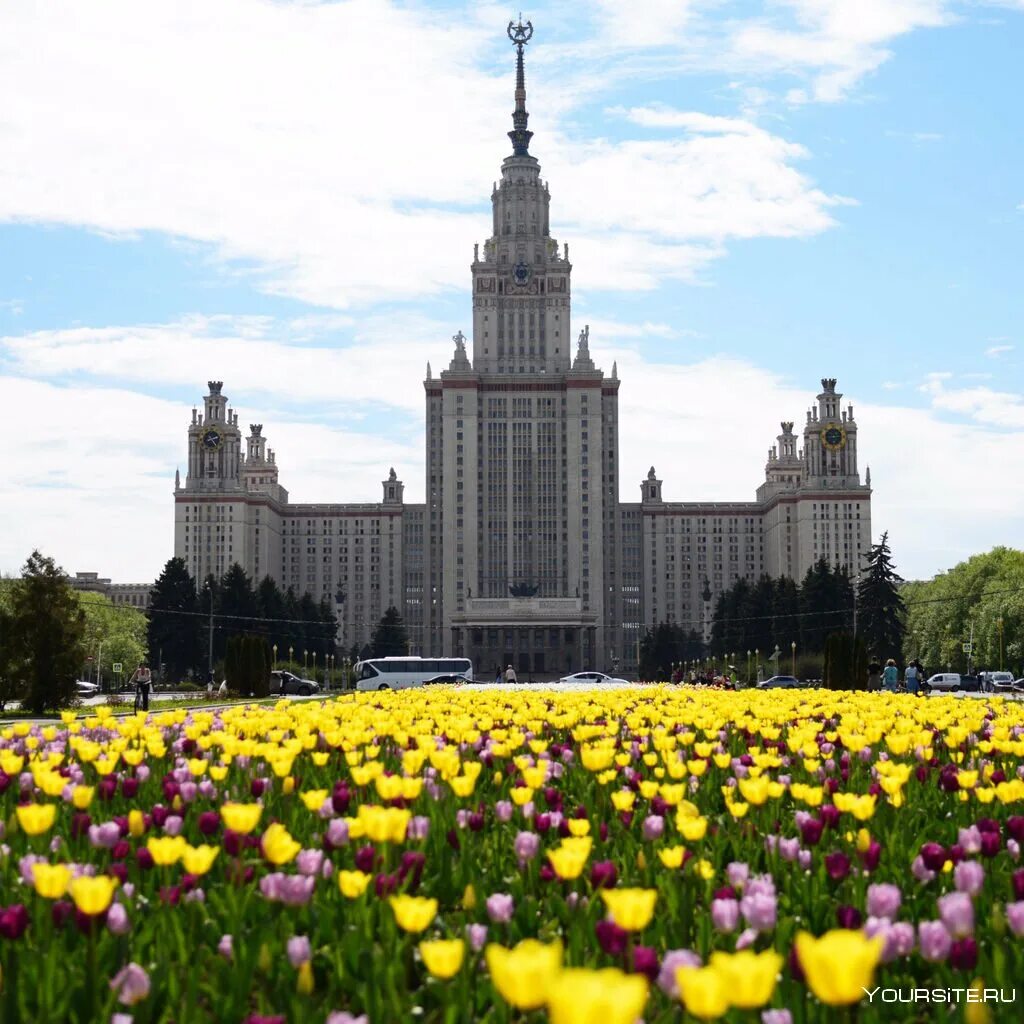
[1,687,1023,1023]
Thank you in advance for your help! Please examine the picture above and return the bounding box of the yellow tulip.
[678,815,708,841]
[600,888,657,931]
[737,776,770,805]
[450,774,477,797]
[15,803,56,836]
[32,862,72,899]
[182,844,220,876]
[209,765,229,781]
[795,930,884,1005]
[567,819,590,837]
[463,883,476,909]
[511,786,535,806]
[708,949,782,1009]
[485,939,562,1010]
[677,965,730,1019]
[611,790,636,812]
[658,845,686,868]
[389,895,438,933]
[261,823,301,865]
[547,967,649,1024]
[358,805,411,843]
[147,835,187,866]
[547,837,592,880]
[300,789,329,811]
[128,810,146,837]
[220,802,263,835]
[296,961,314,995]
[687,759,708,777]
[71,786,94,810]
[68,874,118,916]
[187,758,208,777]
[419,938,465,979]
[338,870,371,899]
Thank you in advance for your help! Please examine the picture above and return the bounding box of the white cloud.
[0,1,850,307]
[986,344,1013,357]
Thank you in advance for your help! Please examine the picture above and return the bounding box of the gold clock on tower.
[820,423,847,451]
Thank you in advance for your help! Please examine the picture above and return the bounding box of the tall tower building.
[424,20,619,676]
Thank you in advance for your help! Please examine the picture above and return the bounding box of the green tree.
[372,606,409,657]
[903,547,1024,675]
[0,577,22,710]
[823,631,868,690]
[9,551,86,714]
[147,557,200,683]
[856,532,906,661]
[799,559,854,652]
[76,592,147,690]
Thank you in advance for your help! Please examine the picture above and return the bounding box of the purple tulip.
[953,860,985,897]
[0,904,29,940]
[465,922,488,951]
[726,862,750,890]
[918,920,952,962]
[797,849,812,870]
[106,903,130,936]
[958,826,982,855]
[287,935,311,967]
[1007,817,1024,842]
[836,905,862,929]
[912,856,936,883]
[494,801,513,824]
[485,893,514,924]
[980,830,1001,857]
[866,883,901,920]
[778,837,800,862]
[920,842,947,872]
[736,927,758,950]
[590,860,618,890]
[824,851,851,881]
[762,1011,793,1024]
[88,822,121,849]
[109,963,150,1006]
[326,1014,369,1024]
[326,819,350,848]
[632,945,659,981]
[1005,901,1024,937]
[595,919,628,956]
[949,937,978,971]
[657,949,701,998]
[354,845,376,873]
[938,891,974,938]
[1013,869,1024,900]
[799,817,824,847]
[740,891,777,932]
[642,815,664,841]
[711,898,740,933]
[514,831,539,864]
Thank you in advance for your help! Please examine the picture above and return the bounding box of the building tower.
[424,20,621,675]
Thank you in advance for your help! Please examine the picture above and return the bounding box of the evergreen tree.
[9,551,85,713]
[372,606,409,657]
[147,558,199,683]
[772,577,801,656]
[856,532,906,661]
[219,563,256,635]
[198,574,219,671]
[799,559,854,652]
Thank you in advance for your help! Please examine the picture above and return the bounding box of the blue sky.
[2,0,1023,584]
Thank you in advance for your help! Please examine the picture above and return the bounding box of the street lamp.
[747,649,751,685]
[998,617,1005,672]
[288,645,294,666]
[312,651,317,678]
[343,656,350,690]
[272,644,278,669]
[755,648,759,683]
[791,641,797,676]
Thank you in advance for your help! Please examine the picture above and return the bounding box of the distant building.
[172,23,872,675]
[69,571,152,609]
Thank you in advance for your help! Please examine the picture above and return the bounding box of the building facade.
[172,24,871,676]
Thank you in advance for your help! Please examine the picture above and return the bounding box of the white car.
[557,671,630,686]
[75,679,99,697]
[980,671,1015,693]
[924,672,962,692]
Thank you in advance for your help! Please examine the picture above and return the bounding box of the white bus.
[354,656,474,691]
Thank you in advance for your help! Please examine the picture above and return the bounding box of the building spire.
[507,18,534,156]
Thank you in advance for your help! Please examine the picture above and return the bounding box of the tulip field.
[2,686,1024,1023]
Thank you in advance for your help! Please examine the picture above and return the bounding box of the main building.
[173,23,872,676]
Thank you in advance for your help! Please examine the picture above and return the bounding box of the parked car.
[75,679,99,697]
[557,671,631,685]
[980,671,1016,693]
[924,672,964,692]
[270,670,320,696]
[756,675,801,689]
[423,673,470,685]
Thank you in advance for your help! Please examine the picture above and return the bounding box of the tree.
[148,558,200,682]
[8,551,85,713]
[372,606,409,657]
[77,592,147,689]
[824,631,867,690]
[903,547,1024,675]
[856,532,906,661]
[0,577,22,711]
[799,559,854,653]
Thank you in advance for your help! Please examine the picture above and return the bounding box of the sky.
[2,0,1023,585]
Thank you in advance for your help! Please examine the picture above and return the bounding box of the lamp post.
[288,645,294,667]
[755,648,759,683]
[343,656,350,690]
[791,641,797,676]
[312,651,317,678]
[272,644,278,669]
[998,617,1005,672]
[747,649,751,685]
[304,649,308,671]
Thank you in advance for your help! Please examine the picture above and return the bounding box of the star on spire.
[507,18,534,156]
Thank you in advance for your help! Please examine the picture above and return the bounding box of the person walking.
[504,664,518,685]
[904,660,919,696]
[494,665,502,685]
[882,658,899,693]
[129,662,152,712]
